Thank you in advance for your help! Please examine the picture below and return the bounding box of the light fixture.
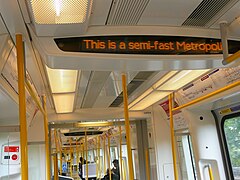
[157,70,209,91]
[46,66,78,93]
[30,0,89,24]
[53,93,75,113]
[130,69,209,111]
[46,66,79,113]
[130,91,170,111]
[76,121,113,127]
[129,71,177,109]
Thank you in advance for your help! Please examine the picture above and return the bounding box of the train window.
[223,115,240,179]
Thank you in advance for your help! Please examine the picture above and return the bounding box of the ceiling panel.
[93,71,138,108]
[89,0,113,25]
[210,1,240,29]
[138,0,203,26]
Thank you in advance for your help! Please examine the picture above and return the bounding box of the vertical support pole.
[169,94,178,180]
[70,139,73,177]
[108,135,112,180]
[76,140,79,175]
[119,126,123,180]
[220,22,229,61]
[96,137,100,178]
[145,149,151,180]
[104,137,106,174]
[85,129,88,180]
[43,95,51,180]
[121,74,134,180]
[60,148,62,175]
[54,154,58,180]
[54,130,59,179]
[16,34,29,180]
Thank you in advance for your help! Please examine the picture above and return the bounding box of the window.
[223,114,240,179]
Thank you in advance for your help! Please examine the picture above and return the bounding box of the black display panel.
[54,35,240,55]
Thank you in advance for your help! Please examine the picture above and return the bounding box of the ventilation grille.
[110,71,155,107]
[182,0,233,27]
[107,0,150,25]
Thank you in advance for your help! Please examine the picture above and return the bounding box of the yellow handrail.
[122,74,134,180]
[222,50,240,65]
[43,96,51,180]
[25,81,45,115]
[145,149,151,180]
[173,80,240,111]
[169,94,178,180]
[16,34,29,180]
[208,165,214,180]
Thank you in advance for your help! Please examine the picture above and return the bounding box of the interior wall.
[183,109,225,180]
[28,143,46,180]
[151,104,173,180]
[28,112,45,142]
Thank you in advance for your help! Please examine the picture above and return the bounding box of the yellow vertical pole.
[96,137,98,178]
[54,154,58,180]
[145,149,151,180]
[119,126,123,180]
[76,140,79,175]
[104,137,106,174]
[54,130,59,179]
[85,129,88,180]
[97,136,101,178]
[122,74,134,180]
[60,148,62,175]
[16,34,29,180]
[169,93,178,180]
[208,165,214,180]
[70,139,73,177]
[43,95,51,180]
[108,135,112,180]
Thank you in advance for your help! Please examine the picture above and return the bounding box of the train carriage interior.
[0,0,240,180]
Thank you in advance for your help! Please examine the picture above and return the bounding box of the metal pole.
[76,140,79,176]
[104,137,106,175]
[16,34,29,180]
[222,50,240,65]
[121,74,134,180]
[220,22,229,60]
[70,139,73,177]
[169,94,178,180]
[108,135,112,180]
[173,80,240,111]
[119,126,123,180]
[208,165,214,180]
[54,154,59,180]
[85,129,88,180]
[97,136,100,178]
[54,130,59,179]
[145,149,151,180]
[43,95,51,180]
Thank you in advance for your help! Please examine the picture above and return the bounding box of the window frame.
[221,112,240,180]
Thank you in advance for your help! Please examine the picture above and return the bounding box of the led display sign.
[55,36,240,55]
